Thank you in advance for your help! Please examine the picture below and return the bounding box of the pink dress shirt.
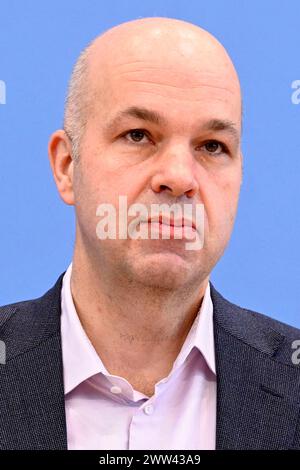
[60,263,216,450]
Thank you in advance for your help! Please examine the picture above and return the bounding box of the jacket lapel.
[211,284,300,450]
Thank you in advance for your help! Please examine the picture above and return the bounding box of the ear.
[48,129,75,205]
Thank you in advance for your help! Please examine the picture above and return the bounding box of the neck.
[70,243,209,395]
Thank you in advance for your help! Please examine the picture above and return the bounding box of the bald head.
[64,17,241,161]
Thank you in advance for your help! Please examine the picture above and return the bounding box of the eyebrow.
[202,118,240,144]
[104,106,166,131]
[105,106,240,143]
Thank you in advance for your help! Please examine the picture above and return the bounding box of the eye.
[123,129,150,144]
[200,140,227,156]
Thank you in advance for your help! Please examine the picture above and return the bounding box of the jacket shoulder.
[0,273,65,360]
[210,283,300,363]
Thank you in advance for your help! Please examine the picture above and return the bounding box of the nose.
[150,142,199,198]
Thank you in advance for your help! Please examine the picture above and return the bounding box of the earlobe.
[48,130,75,206]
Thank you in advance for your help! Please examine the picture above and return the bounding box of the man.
[0,17,300,450]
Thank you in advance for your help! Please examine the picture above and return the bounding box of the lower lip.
[146,221,197,240]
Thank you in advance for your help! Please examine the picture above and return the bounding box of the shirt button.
[144,404,154,415]
[110,385,122,394]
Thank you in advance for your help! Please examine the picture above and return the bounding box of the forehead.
[88,44,241,128]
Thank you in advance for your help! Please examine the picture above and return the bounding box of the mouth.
[147,214,197,231]
[141,214,197,241]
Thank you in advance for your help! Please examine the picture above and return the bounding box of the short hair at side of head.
[63,42,92,163]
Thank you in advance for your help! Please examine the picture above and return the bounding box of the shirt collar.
[171,281,216,375]
[61,263,216,395]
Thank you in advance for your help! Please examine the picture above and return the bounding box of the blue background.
[0,0,299,327]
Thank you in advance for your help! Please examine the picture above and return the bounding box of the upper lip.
[147,214,196,230]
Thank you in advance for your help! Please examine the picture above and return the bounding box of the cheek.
[73,161,130,241]
[73,164,103,236]
[203,172,241,235]
[74,153,111,204]
[222,179,240,213]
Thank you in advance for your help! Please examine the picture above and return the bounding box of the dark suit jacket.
[0,272,300,450]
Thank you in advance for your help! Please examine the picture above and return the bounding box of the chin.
[128,252,196,290]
